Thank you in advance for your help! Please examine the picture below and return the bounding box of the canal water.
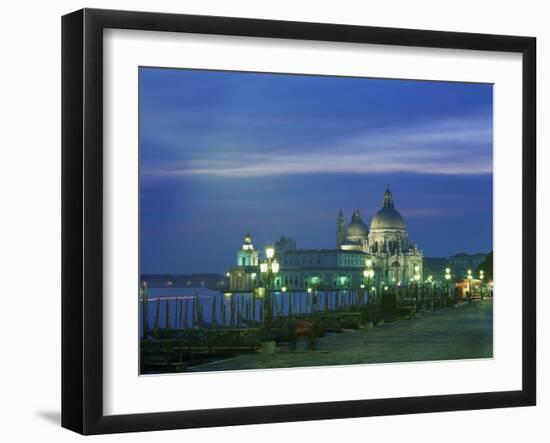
[139,287,371,337]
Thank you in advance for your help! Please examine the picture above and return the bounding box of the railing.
[140,285,466,372]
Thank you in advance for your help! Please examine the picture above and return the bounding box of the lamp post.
[337,276,348,311]
[363,260,375,322]
[306,286,313,317]
[259,247,279,353]
[445,267,451,307]
[413,265,421,311]
[467,269,473,302]
[426,275,434,310]
[363,259,375,304]
[479,270,485,299]
[310,276,321,313]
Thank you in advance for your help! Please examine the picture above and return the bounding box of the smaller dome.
[347,209,368,239]
[347,221,368,238]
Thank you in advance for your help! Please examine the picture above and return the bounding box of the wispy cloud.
[142,113,492,178]
[399,207,463,217]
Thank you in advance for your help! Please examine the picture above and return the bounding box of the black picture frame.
[62,8,536,435]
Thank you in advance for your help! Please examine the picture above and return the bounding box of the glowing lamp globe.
[265,247,275,259]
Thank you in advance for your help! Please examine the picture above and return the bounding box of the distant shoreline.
[141,273,226,290]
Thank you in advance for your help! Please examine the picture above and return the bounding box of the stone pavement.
[189,299,493,372]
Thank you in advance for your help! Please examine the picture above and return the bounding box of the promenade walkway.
[190,299,493,372]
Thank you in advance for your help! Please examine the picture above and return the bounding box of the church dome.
[347,221,368,237]
[370,188,407,231]
[371,207,406,230]
[347,209,368,239]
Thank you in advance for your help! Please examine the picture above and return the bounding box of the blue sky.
[140,68,493,274]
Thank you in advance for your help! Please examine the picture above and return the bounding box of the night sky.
[139,68,493,274]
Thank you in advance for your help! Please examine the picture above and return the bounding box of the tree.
[477,251,493,281]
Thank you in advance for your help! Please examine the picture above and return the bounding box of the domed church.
[338,188,423,285]
[228,188,423,291]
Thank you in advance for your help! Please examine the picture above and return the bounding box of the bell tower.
[236,233,259,266]
[336,210,346,247]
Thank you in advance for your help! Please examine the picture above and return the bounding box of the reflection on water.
[139,286,370,337]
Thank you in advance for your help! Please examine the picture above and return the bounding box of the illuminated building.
[227,233,259,291]
[338,187,423,285]
[227,188,423,291]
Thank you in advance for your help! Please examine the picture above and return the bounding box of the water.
[139,287,371,337]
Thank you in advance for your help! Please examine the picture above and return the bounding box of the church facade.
[227,188,423,292]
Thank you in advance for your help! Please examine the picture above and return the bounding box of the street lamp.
[259,247,279,350]
[363,261,375,301]
[426,275,435,310]
[413,265,421,285]
[479,270,484,298]
[225,272,231,290]
[271,259,280,274]
[467,269,473,300]
[445,267,452,306]
[361,266,374,314]
[251,272,257,287]
[413,265,421,310]
[363,262,375,321]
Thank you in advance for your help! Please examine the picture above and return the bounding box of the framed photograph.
[62,8,536,435]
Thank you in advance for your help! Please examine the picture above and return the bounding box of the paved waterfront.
[190,299,493,372]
